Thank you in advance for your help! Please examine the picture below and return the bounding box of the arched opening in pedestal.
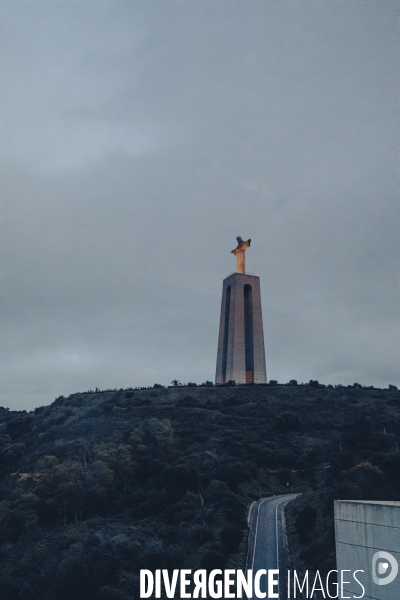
[221,285,231,384]
[244,284,254,383]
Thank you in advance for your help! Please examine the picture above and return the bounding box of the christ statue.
[231,236,251,273]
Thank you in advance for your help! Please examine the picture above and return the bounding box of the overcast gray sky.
[2,1,399,410]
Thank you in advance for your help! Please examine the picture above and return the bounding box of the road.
[246,494,298,599]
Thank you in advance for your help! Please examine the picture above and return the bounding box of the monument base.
[215,272,267,385]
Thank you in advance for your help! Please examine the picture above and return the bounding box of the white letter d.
[141,570,154,598]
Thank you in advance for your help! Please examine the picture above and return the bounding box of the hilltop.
[0,382,399,599]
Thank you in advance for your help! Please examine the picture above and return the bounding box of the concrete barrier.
[335,500,400,599]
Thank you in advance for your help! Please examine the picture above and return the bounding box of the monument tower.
[215,237,267,385]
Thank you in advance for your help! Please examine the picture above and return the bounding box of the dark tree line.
[0,384,397,598]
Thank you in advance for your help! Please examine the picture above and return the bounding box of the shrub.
[276,411,302,432]
[275,448,298,468]
[220,524,244,552]
[295,505,317,542]
[0,578,19,600]
[178,396,195,408]
[254,448,274,468]
[200,549,226,571]
[189,525,215,544]
[96,587,133,600]
[336,462,385,500]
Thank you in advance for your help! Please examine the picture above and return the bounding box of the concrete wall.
[215,272,267,384]
[335,500,400,599]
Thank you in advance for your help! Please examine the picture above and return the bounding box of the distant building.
[215,237,267,385]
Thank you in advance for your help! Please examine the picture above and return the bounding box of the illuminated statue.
[231,236,251,274]
[216,235,267,384]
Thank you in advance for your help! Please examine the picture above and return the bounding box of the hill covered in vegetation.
[0,382,399,599]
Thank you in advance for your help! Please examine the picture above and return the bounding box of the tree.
[200,549,226,571]
[276,411,302,432]
[220,524,243,552]
[295,505,317,542]
[94,443,136,492]
[96,587,133,600]
[309,380,320,388]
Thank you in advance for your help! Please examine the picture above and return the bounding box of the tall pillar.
[215,271,267,385]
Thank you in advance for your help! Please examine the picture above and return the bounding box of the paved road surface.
[247,494,298,599]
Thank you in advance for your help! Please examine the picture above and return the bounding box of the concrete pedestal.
[215,272,267,385]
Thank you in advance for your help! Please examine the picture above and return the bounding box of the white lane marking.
[275,504,279,570]
[252,496,287,571]
[251,494,298,599]
[251,498,267,570]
